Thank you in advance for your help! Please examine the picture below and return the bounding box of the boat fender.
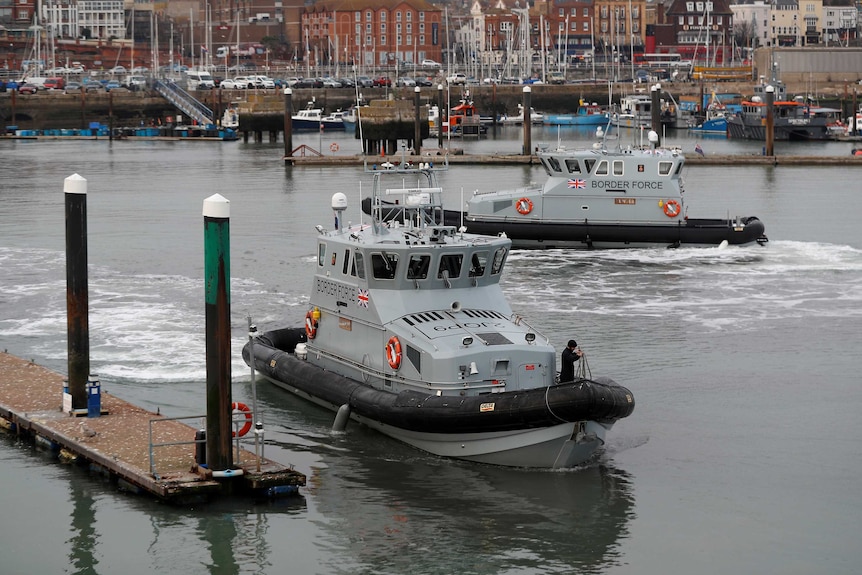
[305,308,319,339]
[386,336,402,370]
[231,402,253,437]
[332,404,351,432]
[516,197,534,215]
[663,200,681,218]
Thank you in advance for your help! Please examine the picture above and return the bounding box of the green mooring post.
[65,173,90,411]
[203,193,233,472]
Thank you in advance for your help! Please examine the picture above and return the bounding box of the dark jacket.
[559,346,581,383]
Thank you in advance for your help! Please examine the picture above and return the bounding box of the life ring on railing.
[663,199,681,218]
[516,197,533,215]
[330,142,339,152]
[385,336,402,370]
[231,402,253,437]
[305,309,318,339]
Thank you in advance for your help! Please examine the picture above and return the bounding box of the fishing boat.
[292,99,346,131]
[726,77,842,141]
[221,105,239,129]
[243,160,635,468]
[544,101,608,126]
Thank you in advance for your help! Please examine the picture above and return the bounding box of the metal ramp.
[154,80,214,126]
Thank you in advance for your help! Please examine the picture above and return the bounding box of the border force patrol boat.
[455,130,767,249]
[243,162,635,468]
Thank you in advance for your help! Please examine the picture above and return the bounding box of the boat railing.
[310,345,524,393]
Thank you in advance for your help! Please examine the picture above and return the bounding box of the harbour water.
[1,132,861,575]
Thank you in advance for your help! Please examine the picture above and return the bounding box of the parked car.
[254,75,276,89]
[337,77,356,88]
[413,76,433,87]
[421,59,441,68]
[396,76,416,87]
[43,77,66,90]
[104,80,123,91]
[356,76,374,88]
[372,76,391,87]
[110,65,127,75]
[321,77,342,88]
[548,72,566,84]
[64,82,83,93]
[220,77,247,89]
[18,83,39,94]
[446,73,467,85]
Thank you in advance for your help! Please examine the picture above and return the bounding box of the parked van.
[182,69,215,90]
[44,77,66,91]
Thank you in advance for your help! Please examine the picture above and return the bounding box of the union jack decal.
[357,288,369,308]
[568,179,586,189]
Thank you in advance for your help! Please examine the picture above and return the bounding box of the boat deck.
[0,352,305,503]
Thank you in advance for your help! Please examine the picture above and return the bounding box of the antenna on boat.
[332,192,347,230]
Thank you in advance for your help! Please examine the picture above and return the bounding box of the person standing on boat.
[559,340,583,383]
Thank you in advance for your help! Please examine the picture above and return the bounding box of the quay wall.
[2,79,858,132]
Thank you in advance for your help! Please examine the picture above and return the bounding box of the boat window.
[371,252,398,279]
[658,161,674,176]
[353,251,366,279]
[613,160,624,176]
[318,243,326,267]
[595,160,609,176]
[565,159,581,174]
[584,159,597,173]
[547,157,562,172]
[406,254,431,279]
[469,251,489,277]
[437,254,463,279]
[540,158,553,176]
[342,249,351,275]
[675,162,683,176]
[491,247,508,275]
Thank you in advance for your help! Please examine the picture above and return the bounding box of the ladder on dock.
[154,80,214,126]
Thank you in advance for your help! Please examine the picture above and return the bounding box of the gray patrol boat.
[460,131,767,248]
[244,162,635,468]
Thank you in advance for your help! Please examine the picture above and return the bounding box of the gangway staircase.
[154,80,215,126]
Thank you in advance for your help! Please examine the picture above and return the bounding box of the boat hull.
[544,114,608,126]
[244,328,634,468]
[454,214,767,248]
[292,119,345,131]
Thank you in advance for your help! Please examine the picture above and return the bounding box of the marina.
[1,134,861,574]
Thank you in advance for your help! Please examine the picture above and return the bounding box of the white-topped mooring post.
[203,193,233,472]
[65,173,90,412]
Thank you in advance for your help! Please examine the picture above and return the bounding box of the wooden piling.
[203,194,233,472]
[64,174,89,411]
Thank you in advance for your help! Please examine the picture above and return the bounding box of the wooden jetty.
[0,351,305,504]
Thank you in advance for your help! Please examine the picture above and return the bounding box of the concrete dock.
[285,152,862,167]
[0,351,305,504]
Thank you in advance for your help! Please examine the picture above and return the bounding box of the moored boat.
[726,77,842,141]
[544,100,609,126]
[244,161,635,468]
[292,99,346,131]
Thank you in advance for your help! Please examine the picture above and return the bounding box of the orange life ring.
[516,197,533,215]
[385,336,402,370]
[330,142,339,152]
[231,402,253,437]
[663,199,681,218]
[305,310,317,339]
